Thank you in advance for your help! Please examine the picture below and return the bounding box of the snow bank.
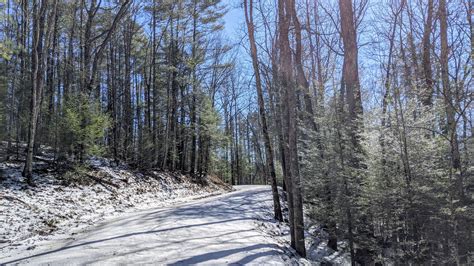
[251,189,352,265]
[0,159,230,256]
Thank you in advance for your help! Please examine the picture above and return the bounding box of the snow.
[251,190,352,265]
[1,186,295,265]
[0,159,229,260]
[1,153,350,265]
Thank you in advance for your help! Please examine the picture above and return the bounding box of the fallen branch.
[0,194,35,209]
[85,173,120,189]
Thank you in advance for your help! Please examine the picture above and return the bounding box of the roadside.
[0,157,231,258]
[1,186,292,265]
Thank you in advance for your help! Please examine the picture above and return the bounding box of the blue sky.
[222,0,244,44]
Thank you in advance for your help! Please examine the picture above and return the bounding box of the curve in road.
[2,185,290,265]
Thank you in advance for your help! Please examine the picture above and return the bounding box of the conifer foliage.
[239,0,472,264]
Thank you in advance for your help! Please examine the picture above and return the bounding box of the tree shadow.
[1,187,281,265]
[81,229,259,265]
[1,218,250,265]
[170,243,283,265]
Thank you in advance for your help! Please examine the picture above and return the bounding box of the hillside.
[0,151,231,256]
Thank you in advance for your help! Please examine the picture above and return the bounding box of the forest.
[0,0,472,264]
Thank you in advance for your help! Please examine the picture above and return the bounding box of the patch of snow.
[250,188,352,265]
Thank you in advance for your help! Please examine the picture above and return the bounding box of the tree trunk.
[23,0,56,183]
[278,0,306,257]
[339,0,367,263]
[244,0,283,222]
[421,0,434,106]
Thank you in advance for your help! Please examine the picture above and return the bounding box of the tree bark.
[278,0,306,257]
[421,0,434,106]
[244,0,283,222]
[23,0,56,183]
[339,0,366,263]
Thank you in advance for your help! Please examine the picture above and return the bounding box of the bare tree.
[243,0,283,222]
[23,0,57,182]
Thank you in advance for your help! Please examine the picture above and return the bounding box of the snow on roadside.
[0,159,230,257]
[250,189,351,265]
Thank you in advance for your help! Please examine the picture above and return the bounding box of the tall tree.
[278,0,306,257]
[338,0,368,263]
[23,0,57,182]
[243,0,283,222]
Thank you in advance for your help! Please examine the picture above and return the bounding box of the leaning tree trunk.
[244,0,283,222]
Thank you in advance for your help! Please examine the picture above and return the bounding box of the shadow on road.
[2,186,283,265]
